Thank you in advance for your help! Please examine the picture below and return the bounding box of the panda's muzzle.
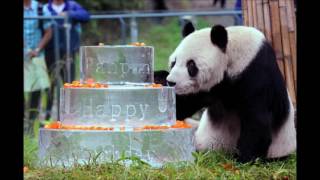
[167,81,176,87]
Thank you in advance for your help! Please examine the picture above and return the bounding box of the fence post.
[119,18,127,44]
[130,16,138,42]
[64,15,72,83]
[52,19,61,121]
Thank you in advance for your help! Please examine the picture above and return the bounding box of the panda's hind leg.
[236,109,273,163]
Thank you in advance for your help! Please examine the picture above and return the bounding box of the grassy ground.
[24,132,296,179]
[24,17,296,179]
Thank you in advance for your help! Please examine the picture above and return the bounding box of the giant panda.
[156,22,296,163]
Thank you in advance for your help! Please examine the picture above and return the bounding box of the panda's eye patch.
[170,60,176,69]
[187,60,198,77]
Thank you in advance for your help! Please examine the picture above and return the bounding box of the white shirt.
[52,3,65,14]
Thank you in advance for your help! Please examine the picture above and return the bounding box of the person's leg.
[45,87,54,120]
[70,53,76,82]
[234,14,243,25]
[221,0,226,8]
[212,0,218,6]
[45,49,55,120]
[30,90,41,120]
[24,93,30,134]
[27,90,41,136]
[61,55,67,83]
[213,0,218,6]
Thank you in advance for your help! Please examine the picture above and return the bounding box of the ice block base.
[38,128,196,167]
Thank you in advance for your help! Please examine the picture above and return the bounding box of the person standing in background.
[24,0,52,135]
[213,0,226,9]
[152,0,167,24]
[43,0,90,120]
[234,0,242,25]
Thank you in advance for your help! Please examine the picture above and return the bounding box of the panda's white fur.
[167,26,265,94]
[187,94,296,158]
[267,94,296,158]
[169,25,296,159]
[225,26,265,77]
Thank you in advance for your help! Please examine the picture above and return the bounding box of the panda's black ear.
[182,22,195,38]
[210,25,228,53]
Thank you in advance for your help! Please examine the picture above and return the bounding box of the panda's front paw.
[154,70,169,86]
[235,153,256,164]
[185,118,200,128]
[236,155,251,163]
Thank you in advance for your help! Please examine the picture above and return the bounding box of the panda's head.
[167,22,229,95]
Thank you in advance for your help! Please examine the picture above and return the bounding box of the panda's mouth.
[174,82,199,95]
[174,87,186,95]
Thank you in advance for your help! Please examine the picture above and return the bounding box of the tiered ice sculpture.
[38,45,196,167]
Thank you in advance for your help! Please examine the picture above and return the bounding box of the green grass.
[24,17,296,179]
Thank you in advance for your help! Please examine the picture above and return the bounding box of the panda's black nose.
[167,81,176,87]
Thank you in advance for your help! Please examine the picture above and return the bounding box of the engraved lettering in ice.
[95,105,105,117]
[111,105,121,122]
[95,61,150,77]
[60,87,174,125]
[139,104,149,121]
[125,105,136,122]
[158,89,168,113]
[83,98,94,117]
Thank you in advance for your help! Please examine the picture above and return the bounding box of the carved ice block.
[80,46,154,84]
[60,86,176,127]
[38,128,196,167]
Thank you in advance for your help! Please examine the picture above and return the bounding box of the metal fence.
[24,10,242,53]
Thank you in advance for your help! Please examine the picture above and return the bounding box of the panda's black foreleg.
[236,110,272,163]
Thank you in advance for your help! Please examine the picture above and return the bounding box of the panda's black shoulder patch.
[247,41,290,130]
[205,41,290,130]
